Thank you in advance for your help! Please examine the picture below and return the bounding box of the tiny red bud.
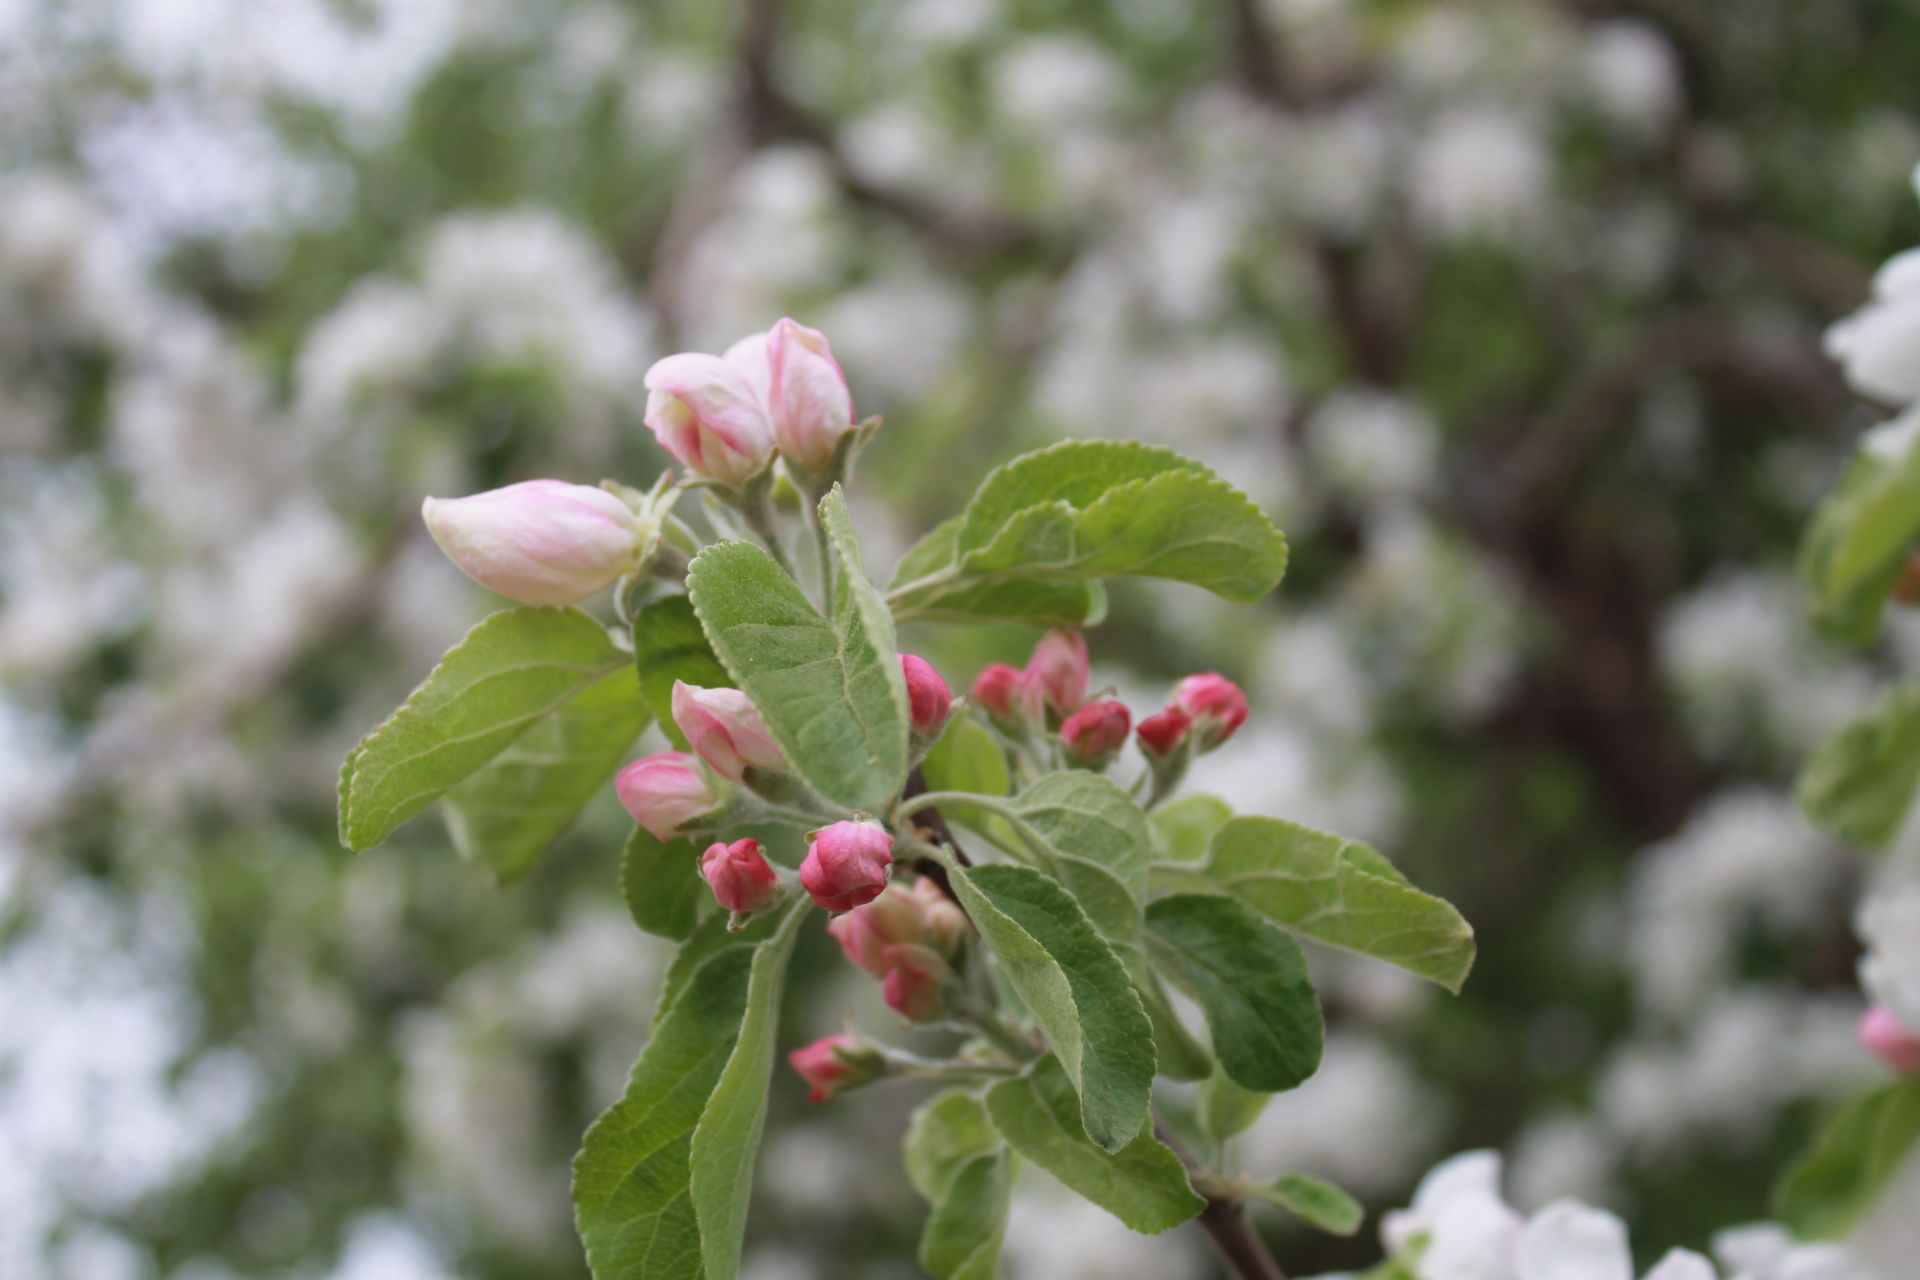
[972,663,1042,729]
[1136,707,1192,757]
[1027,628,1090,715]
[800,820,894,913]
[900,653,953,737]
[1171,673,1249,750]
[788,1033,870,1103]
[700,837,779,913]
[1060,699,1132,769]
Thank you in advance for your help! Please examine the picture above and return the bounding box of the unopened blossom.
[1859,1004,1920,1075]
[1060,699,1131,769]
[643,352,775,486]
[616,752,722,841]
[728,318,857,472]
[900,653,953,738]
[1826,248,1920,406]
[800,820,894,912]
[788,1034,872,1103]
[1171,673,1249,750]
[701,837,779,914]
[973,662,1043,730]
[671,681,787,782]
[828,879,968,977]
[1136,707,1192,758]
[1027,628,1090,715]
[879,944,952,1021]
[421,480,642,606]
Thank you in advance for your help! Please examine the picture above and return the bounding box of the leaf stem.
[1154,1117,1288,1280]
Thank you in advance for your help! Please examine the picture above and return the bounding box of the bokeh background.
[5,1,1920,1277]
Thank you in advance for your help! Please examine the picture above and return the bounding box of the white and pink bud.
[643,352,776,487]
[900,654,953,739]
[736,318,856,473]
[421,479,643,606]
[701,837,780,914]
[827,879,969,975]
[972,662,1044,732]
[671,681,788,783]
[800,819,894,913]
[616,751,724,841]
[1136,707,1192,758]
[1860,1004,1920,1075]
[787,1033,880,1103]
[1061,699,1132,770]
[880,943,955,1022]
[1027,629,1090,716]
[1170,673,1249,750]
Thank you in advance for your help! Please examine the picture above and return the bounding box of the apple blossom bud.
[910,877,970,956]
[761,318,856,472]
[1860,1004,1920,1074]
[421,480,643,606]
[700,837,779,914]
[1136,707,1192,758]
[972,663,1043,731]
[616,751,723,841]
[800,820,894,913]
[827,878,969,977]
[1028,629,1090,716]
[1061,699,1132,769]
[671,681,788,783]
[787,1033,879,1103]
[643,352,775,487]
[880,943,953,1021]
[900,654,953,738]
[1171,673,1249,750]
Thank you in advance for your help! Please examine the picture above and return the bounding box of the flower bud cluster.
[828,878,971,1022]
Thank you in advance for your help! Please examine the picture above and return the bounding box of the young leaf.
[621,827,706,942]
[950,864,1156,1152]
[984,1056,1204,1234]
[1130,955,1214,1083]
[906,1090,1002,1201]
[892,517,1108,625]
[1196,816,1476,993]
[1198,1069,1270,1144]
[920,716,1012,800]
[339,607,630,852]
[1014,772,1152,904]
[689,903,807,1279]
[1144,894,1323,1093]
[889,442,1286,622]
[1797,682,1920,848]
[686,497,909,811]
[632,594,730,751]
[919,1152,1013,1280]
[1775,1079,1920,1239]
[1800,412,1920,645]
[1151,794,1234,862]
[1249,1173,1364,1236]
[440,666,650,882]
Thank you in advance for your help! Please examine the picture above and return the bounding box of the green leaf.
[632,594,730,751]
[1015,772,1152,906]
[890,442,1286,622]
[985,1056,1204,1234]
[950,864,1156,1152]
[1775,1079,1920,1239]
[1797,682,1920,848]
[919,1153,1013,1280]
[1130,956,1214,1083]
[1198,1069,1270,1144]
[440,666,649,882]
[573,904,803,1280]
[890,515,1108,627]
[906,1090,1002,1201]
[1144,894,1323,1093]
[1151,794,1234,862]
[1196,817,1476,993]
[686,493,909,811]
[1800,413,1920,644]
[340,607,630,852]
[1250,1173,1363,1236]
[621,828,706,942]
[690,903,807,1279]
[921,715,1011,799]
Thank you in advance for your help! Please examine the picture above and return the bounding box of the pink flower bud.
[827,878,969,977]
[1027,629,1090,715]
[800,820,894,913]
[787,1033,873,1103]
[671,681,788,783]
[643,352,775,487]
[1171,673,1249,750]
[1061,699,1132,769]
[1136,707,1192,758]
[972,663,1043,730]
[700,837,779,913]
[615,751,723,841]
[421,480,642,606]
[909,877,970,956]
[880,943,952,1022]
[900,654,953,738]
[754,318,856,472]
[1860,1004,1920,1074]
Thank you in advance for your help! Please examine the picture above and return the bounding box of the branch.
[1156,1120,1288,1280]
